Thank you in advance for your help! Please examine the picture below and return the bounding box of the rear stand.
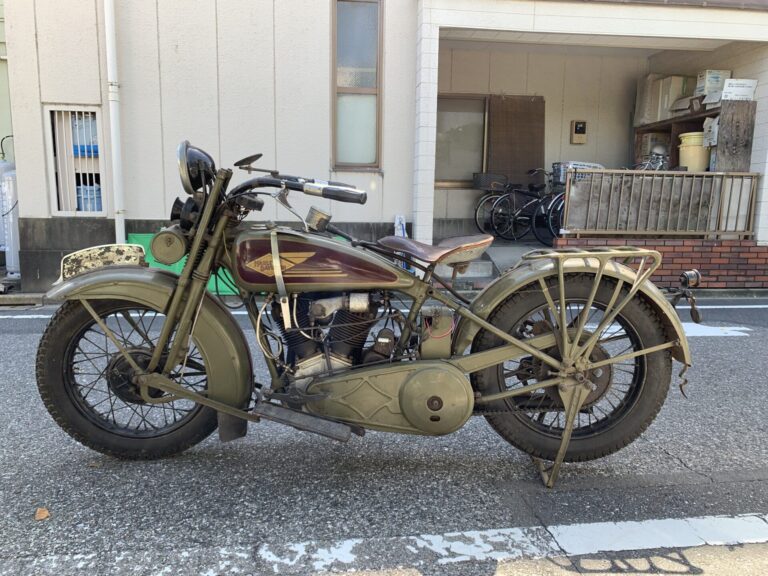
[529,382,591,488]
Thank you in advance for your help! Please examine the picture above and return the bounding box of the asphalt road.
[0,298,767,575]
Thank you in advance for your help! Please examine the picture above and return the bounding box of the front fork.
[82,168,235,404]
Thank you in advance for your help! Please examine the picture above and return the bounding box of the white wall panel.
[36,0,101,105]
[273,0,332,221]
[157,0,220,212]
[450,50,489,93]
[217,0,276,221]
[117,0,164,220]
[5,0,48,218]
[489,51,527,95]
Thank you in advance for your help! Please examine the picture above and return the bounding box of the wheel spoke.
[62,304,208,439]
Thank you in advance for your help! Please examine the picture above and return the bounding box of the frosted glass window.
[436,98,485,182]
[334,0,380,167]
[337,1,378,89]
[336,94,377,164]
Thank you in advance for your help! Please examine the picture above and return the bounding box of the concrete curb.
[0,292,45,306]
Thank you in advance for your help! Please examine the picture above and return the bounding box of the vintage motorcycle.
[37,141,697,486]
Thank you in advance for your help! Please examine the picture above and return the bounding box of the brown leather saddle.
[377,234,493,268]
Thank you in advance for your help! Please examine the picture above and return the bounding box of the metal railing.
[563,169,758,239]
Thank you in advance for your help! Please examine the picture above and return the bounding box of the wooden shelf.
[634,107,721,134]
[633,100,756,172]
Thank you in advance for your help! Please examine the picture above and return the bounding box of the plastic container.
[679,131,704,146]
[679,144,710,172]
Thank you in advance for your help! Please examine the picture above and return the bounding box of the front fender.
[453,257,691,366]
[46,266,253,409]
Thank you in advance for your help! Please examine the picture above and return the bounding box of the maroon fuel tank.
[231,227,415,293]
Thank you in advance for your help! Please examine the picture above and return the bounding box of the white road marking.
[682,322,752,337]
[677,304,768,309]
[253,513,768,573]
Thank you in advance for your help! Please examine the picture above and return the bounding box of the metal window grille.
[46,108,104,215]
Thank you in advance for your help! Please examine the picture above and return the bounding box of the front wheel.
[36,300,218,459]
[471,275,672,462]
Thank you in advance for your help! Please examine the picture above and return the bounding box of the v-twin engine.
[273,292,379,381]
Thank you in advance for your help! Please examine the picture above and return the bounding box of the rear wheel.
[471,275,672,462]
[36,300,218,459]
[474,193,502,234]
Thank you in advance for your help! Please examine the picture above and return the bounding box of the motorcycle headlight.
[177,140,216,195]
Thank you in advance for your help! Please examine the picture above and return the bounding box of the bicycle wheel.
[530,196,555,247]
[491,192,534,240]
[546,193,566,238]
[474,193,502,234]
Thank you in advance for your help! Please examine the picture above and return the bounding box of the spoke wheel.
[37,300,218,458]
[474,193,502,234]
[491,193,534,240]
[471,274,672,462]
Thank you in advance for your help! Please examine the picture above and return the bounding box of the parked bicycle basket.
[552,162,604,186]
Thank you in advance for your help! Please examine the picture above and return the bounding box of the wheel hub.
[539,343,613,408]
[106,349,163,404]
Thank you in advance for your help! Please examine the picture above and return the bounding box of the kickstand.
[530,383,590,488]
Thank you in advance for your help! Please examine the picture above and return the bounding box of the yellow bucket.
[679,131,704,146]
[679,143,710,172]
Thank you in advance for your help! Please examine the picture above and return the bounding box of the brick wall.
[553,238,768,289]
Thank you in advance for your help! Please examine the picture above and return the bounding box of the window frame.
[332,0,383,171]
[435,94,489,188]
[43,104,107,217]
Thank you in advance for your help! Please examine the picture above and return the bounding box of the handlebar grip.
[303,182,367,204]
[322,186,367,204]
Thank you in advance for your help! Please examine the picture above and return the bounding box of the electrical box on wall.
[570,120,587,145]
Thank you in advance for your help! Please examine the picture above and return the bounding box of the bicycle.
[490,180,544,240]
[473,174,508,234]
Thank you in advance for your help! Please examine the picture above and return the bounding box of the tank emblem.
[245,252,348,279]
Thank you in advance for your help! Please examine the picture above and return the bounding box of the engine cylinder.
[328,309,377,362]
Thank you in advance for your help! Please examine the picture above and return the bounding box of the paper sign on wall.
[721,79,757,101]
[702,116,719,147]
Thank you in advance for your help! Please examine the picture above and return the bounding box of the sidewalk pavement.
[321,543,768,576]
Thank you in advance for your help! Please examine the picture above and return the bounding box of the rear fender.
[453,257,691,366]
[46,266,253,409]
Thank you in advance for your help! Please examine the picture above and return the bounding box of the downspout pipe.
[104,0,125,243]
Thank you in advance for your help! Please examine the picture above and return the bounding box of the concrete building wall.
[7,0,417,226]
[0,0,14,163]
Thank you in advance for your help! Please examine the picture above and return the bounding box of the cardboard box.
[634,73,664,126]
[658,76,696,121]
[695,70,732,96]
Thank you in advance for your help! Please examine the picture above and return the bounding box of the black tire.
[474,193,501,234]
[546,193,565,238]
[471,275,672,462]
[491,192,534,240]
[530,198,555,247]
[36,300,218,459]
